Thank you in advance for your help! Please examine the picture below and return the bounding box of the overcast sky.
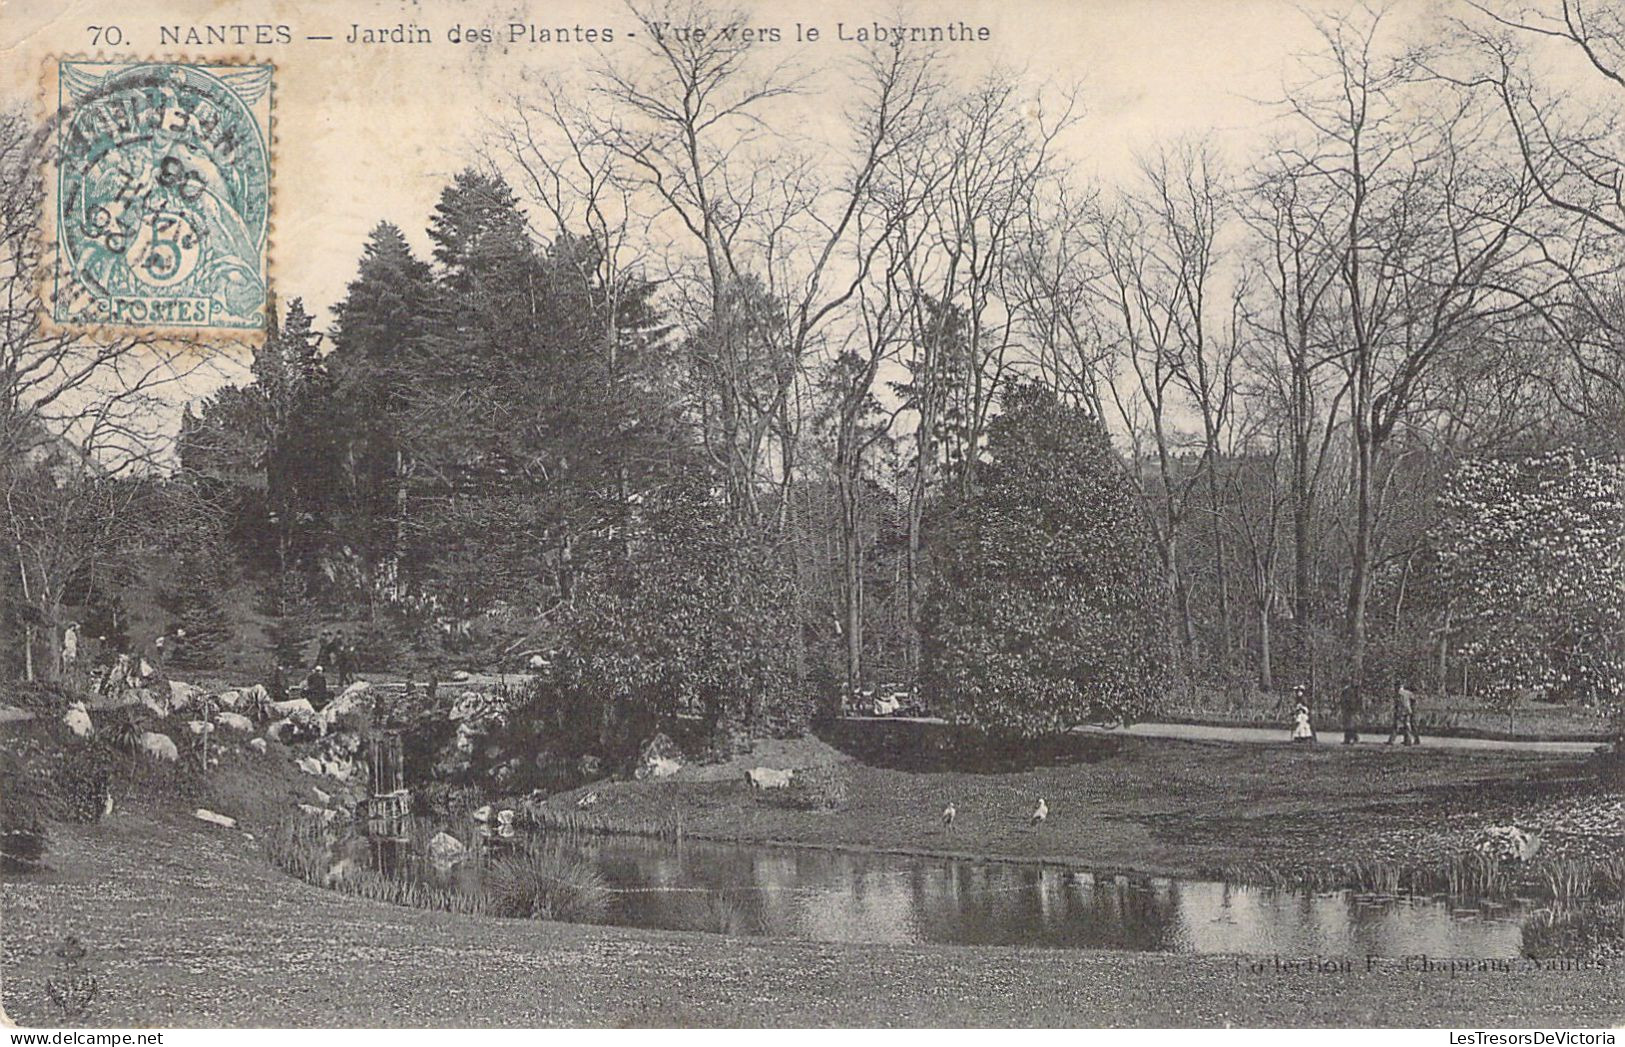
[3,0,1501,424]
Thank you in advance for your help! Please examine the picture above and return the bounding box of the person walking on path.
[316,630,338,673]
[1388,682,1420,746]
[1291,685,1316,743]
[305,665,330,711]
[60,622,80,687]
[334,631,353,688]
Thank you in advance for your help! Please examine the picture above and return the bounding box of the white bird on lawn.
[1029,797,1048,828]
[941,801,956,829]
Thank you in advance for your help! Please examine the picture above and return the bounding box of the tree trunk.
[1258,597,1274,692]
[1291,432,1315,695]
[1343,433,1376,729]
[1437,604,1452,694]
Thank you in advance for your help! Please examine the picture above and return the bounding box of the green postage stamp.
[50,61,273,332]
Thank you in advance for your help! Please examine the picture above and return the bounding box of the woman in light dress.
[1290,685,1316,743]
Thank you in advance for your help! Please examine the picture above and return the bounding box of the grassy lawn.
[2,807,1621,1028]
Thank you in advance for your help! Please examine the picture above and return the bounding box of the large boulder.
[214,711,254,733]
[193,808,237,829]
[635,733,682,780]
[271,698,318,721]
[62,703,93,738]
[136,687,170,717]
[428,831,466,867]
[646,757,681,779]
[139,732,178,762]
[169,680,208,711]
[247,737,268,754]
[746,766,794,790]
[320,681,374,727]
[297,756,324,776]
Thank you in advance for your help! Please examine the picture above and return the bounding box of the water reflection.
[348,827,1530,957]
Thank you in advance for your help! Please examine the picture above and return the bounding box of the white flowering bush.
[1436,448,1624,711]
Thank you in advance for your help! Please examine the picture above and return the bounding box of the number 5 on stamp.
[49,61,273,333]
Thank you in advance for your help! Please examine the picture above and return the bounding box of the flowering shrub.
[1436,448,1624,710]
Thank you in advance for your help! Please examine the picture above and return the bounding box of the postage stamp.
[48,61,273,332]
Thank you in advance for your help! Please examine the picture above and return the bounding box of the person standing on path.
[1291,686,1316,743]
[335,631,353,688]
[1388,682,1420,746]
[305,664,330,711]
[60,622,80,687]
[316,630,337,673]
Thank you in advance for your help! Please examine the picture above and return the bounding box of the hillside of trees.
[4,3,1623,759]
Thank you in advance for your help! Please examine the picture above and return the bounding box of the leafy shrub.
[102,708,148,755]
[48,741,114,823]
[482,839,611,922]
[921,385,1169,734]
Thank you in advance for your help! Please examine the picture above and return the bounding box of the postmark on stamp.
[49,61,273,332]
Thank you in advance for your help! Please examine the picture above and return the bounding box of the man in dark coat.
[305,665,330,711]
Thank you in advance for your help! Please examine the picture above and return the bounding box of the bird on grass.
[1029,797,1048,828]
[941,801,956,829]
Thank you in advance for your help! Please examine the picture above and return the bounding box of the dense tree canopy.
[921,385,1169,735]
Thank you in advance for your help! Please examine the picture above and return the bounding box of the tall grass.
[1211,850,1618,901]
[517,803,685,841]
[706,888,761,936]
[1521,901,1625,960]
[482,839,612,921]
[263,814,489,915]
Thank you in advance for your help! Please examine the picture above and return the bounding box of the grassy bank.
[2,808,1620,1028]
[540,735,1622,897]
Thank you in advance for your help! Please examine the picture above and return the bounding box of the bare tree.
[1444,2,1625,425]
[893,71,1077,675]
[1274,7,1539,729]
[1240,148,1351,698]
[0,108,216,680]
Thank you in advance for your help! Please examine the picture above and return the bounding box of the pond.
[341,825,1536,957]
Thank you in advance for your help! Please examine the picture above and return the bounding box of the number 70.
[86,26,125,46]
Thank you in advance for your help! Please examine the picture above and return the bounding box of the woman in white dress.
[1290,685,1316,742]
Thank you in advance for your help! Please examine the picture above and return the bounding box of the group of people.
[59,621,184,700]
[1288,681,1422,746]
[300,628,357,710]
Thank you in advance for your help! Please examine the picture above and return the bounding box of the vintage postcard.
[1,0,1621,1035]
